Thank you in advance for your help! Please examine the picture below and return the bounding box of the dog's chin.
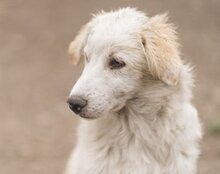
[78,112,100,120]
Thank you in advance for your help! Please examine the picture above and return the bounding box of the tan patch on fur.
[68,25,88,65]
[142,14,182,86]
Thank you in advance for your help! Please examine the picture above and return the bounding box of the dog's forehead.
[85,8,148,55]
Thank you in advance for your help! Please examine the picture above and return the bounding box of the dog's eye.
[109,58,126,70]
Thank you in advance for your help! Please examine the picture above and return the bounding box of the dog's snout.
[67,96,87,114]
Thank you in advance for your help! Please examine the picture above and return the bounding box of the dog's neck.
[79,81,184,141]
[78,86,182,164]
[78,69,193,164]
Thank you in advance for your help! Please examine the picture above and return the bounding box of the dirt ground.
[0,0,220,174]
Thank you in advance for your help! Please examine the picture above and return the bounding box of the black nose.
[67,96,87,114]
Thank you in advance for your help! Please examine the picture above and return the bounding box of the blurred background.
[0,0,219,174]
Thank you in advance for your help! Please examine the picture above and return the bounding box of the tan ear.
[142,14,182,86]
[68,24,90,65]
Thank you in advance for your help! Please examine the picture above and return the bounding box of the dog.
[65,7,202,174]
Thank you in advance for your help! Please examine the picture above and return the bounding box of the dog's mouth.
[76,110,100,120]
[70,95,136,120]
[78,113,99,120]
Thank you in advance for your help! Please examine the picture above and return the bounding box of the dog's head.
[67,8,182,119]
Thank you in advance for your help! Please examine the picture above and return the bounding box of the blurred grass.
[209,119,220,134]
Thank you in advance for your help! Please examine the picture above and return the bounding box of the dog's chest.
[74,109,199,174]
[79,125,171,174]
[81,142,161,174]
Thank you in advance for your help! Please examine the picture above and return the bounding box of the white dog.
[65,8,202,174]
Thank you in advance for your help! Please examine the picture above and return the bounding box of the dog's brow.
[111,44,141,52]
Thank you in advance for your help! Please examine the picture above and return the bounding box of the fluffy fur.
[65,8,202,174]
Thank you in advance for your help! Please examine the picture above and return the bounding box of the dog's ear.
[141,14,182,86]
[68,24,90,65]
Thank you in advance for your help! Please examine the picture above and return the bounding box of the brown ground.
[0,0,220,174]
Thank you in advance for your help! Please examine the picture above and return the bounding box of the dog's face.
[69,33,146,118]
[67,8,182,119]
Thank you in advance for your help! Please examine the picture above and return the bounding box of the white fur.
[65,8,202,174]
